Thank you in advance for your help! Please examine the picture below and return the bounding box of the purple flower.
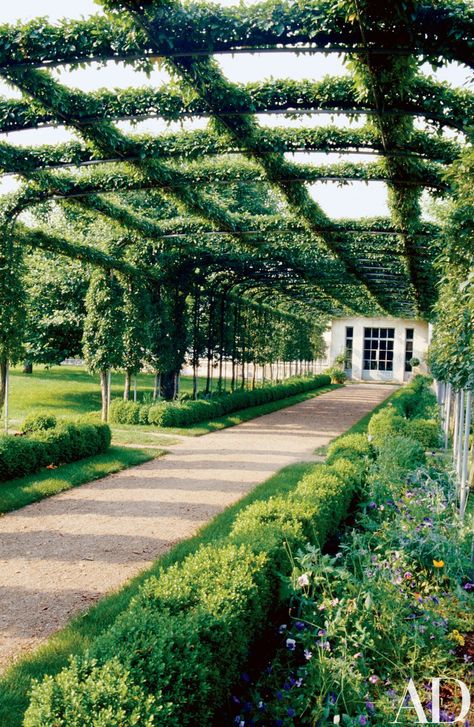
[304,649,313,660]
[286,638,296,651]
[359,716,368,726]
[463,582,474,591]
[368,675,379,684]
[287,708,296,717]
[368,501,377,509]
[365,701,375,713]
[295,621,305,631]
[241,672,251,683]
[318,629,327,636]
[329,692,337,705]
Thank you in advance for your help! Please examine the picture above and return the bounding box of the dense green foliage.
[110,374,331,427]
[429,147,474,390]
[0,421,111,482]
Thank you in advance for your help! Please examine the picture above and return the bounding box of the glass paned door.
[363,327,395,372]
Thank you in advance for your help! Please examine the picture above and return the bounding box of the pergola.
[0,0,472,337]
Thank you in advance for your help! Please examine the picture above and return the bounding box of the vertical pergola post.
[460,389,472,518]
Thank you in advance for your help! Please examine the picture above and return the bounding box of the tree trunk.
[252,362,256,390]
[153,373,161,400]
[100,369,109,422]
[161,371,178,400]
[0,358,7,417]
[23,360,33,374]
[123,371,131,400]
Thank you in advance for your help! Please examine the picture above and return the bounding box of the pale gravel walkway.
[0,383,395,671]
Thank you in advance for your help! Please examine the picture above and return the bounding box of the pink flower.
[297,573,310,587]
[369,675,379,684]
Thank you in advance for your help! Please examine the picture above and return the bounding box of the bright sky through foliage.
[0,0,471,217]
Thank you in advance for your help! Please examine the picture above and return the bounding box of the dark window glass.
[363,327,395,372]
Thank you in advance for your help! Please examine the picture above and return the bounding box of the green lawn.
[0,446,162,515]
[0,460,314,727]
[6,365,207,426]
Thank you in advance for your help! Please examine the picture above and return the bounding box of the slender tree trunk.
[218,294,226,393]
[123,370,131,400]
[205,294,214,395]
[153,372,161,400]
[100,369,110,422]
[23,360,33,374]
[161,371,177,400]
[252,361,256,390]
[0,357,7,417]
[192,287,200,400]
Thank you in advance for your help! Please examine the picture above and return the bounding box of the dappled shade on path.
[0,384,395,671]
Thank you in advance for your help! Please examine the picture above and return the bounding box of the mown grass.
[6,366,207,426]
[0,447,162,515]
[0,461,314,727]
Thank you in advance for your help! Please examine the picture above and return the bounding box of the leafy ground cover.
[0,446,161,515]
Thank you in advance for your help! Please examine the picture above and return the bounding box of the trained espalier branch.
[0,0,471,410]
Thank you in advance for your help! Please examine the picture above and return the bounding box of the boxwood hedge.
[110,375,331,428]
[0,421,111,483]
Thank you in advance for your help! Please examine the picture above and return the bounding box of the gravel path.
[0,383,395,671]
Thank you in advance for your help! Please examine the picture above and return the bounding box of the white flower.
[286,638,296,651]
[297,573,310,587]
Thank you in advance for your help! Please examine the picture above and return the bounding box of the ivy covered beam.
[0,126,461,176]
[0,0,471,69]
[14,223,163,281]
[1,76,471,134]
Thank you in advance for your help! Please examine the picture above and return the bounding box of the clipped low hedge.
[25,435,361,727]
[0,422,111,483]
[110,375,331,428]
[368,375,441,449]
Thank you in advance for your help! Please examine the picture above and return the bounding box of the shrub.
[111,375,331,428]
[326,433,374,465]
[24,657,159,727]
[0,435,45,481]
[109,400,141,425]
[405,418,441,449]
[367,406,407,443]
[21,412,57,434]
[0,423,111,483]
[89,544,272,726]
[325,367,347,384]
[375,435,426,483]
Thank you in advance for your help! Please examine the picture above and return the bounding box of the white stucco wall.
[328,317,429,383]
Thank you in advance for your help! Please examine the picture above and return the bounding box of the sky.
[0,0,472,219]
